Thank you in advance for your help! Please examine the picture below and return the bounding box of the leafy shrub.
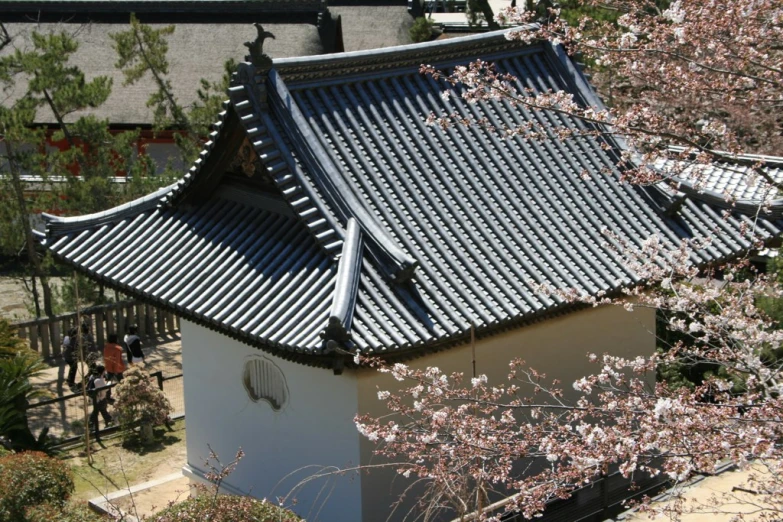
[26,502,106,522]
[409,17,434,43]
[151,494,299,522]
[113,366,172,443]
[0,353,51,451]
[0,319,27,358]
[0,451,74,522]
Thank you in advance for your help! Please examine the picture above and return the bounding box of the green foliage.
[0,26,176,317]
[2,31,112,120]
[111,15,237,165]
[54,273,112,314]
[0,451,74,522]
[757,253,783,325]
[113,366,172,443]
[0,352,52,451]
[25,502,106,522]
[0,319,27,358]
[152,494,300,522]
[189,58,237,137]
[111,15,201,162]
[557,0,620,27]
[410,17,435,43]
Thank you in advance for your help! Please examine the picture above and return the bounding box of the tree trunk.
[5,139,54,317]
[469,0,498,29]
[140,423,154,445]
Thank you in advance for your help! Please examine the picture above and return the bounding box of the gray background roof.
[329,5,413,52]
[0,21,325,125]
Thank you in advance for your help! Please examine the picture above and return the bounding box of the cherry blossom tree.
[356,2,783,520]
[356,247,783,520]
[427,0,783,192]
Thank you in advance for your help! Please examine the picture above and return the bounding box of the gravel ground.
[0,275,69,322]
[0,276,34,321]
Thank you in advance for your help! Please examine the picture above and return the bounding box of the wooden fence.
[13,301,179,359]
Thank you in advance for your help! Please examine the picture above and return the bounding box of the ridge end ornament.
[244,23,276,70]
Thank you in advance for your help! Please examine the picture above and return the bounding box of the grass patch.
[61,419,187,501]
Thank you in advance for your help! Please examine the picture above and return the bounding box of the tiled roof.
[657,149,783,209]
[41,30,783,369]
[45,185,344,362]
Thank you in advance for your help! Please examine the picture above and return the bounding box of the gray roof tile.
[42,30,783,368]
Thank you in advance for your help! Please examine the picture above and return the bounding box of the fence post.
[127,305,135,330]
[153,371,164,391]
[28,324,39,353]
[118,308,126,338]
[136,304,144,335]
[40,323,51,359]
[95,312,105,348]
[106,309,115,336]
[145,304,154,337]
[157,307,165,336]
[50,322,61,359]
[166,312,175,335]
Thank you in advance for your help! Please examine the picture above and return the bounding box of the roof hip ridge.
[41,183,175,237]
[324,217,363,345]
[267,67,419,282]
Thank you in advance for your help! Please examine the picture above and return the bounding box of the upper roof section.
[41,29,783,370]
[274,28,547,83]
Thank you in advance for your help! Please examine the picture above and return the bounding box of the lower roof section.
[43,187,343,361]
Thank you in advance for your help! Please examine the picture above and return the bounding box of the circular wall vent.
[243,356,288,411]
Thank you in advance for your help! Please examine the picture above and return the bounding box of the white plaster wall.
[356,305,658,522]
[180,320,363,522]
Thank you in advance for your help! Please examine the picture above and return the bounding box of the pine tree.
[111,15,235,165]
[0,29,165,316]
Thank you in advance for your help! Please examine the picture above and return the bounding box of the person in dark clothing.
[80,322,97,356]
[62,326,79,388]
[88,364,113,432]
[124,325,144,365]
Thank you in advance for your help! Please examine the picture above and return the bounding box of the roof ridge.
[656,147,783,217]
[228,64,345,255]
[274,26,542,83]
[41,183,175,237]
[324,218,363,354]
[667,145,783,168]
[267,67,419,282]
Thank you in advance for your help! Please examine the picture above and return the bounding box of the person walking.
[103,333,126,382]
[62,326,79,389]
[124,325,144,366]
[88,364,113,432]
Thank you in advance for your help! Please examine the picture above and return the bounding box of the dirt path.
[26,335,184,440]
[5,275,193,515]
